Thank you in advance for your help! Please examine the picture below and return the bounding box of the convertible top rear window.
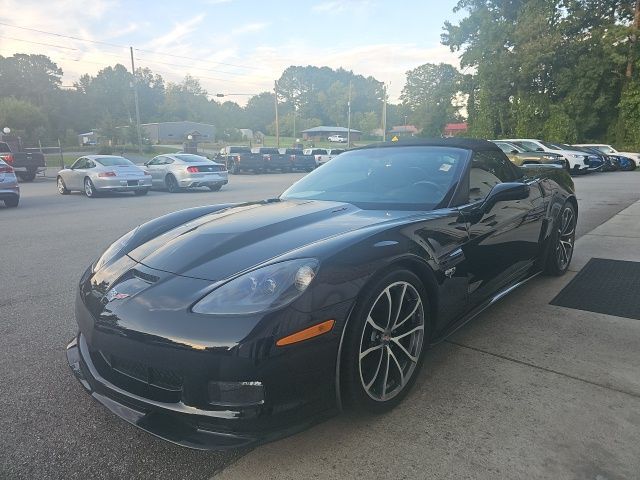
[95,156,134,166]
[281,146,468,210]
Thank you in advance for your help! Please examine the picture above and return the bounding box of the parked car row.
[56,153,228,198]
[215,146,347,174]
[492,139,638,174]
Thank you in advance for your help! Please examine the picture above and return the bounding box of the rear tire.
[229,162,239,175]
[84,177,97,198]
[544,201,577,276]
[17,172,36,182]
[4,196,19,207]
[342,269,430,413]
[165,174,180,193]
[57,176,70,195]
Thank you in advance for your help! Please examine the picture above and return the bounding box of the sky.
[0,0,462,104]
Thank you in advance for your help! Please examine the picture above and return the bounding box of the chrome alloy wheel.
[84,178,94,197]
[358,281,425,402]
[556,206,576,270]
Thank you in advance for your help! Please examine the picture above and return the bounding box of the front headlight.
[94,227,138,272]
[192,258,319,315]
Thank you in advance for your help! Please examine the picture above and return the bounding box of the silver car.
[145,153,228,192]
[0,159,20,208]
[57,155,152,198]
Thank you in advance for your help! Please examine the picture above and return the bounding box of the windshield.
[495,142,523,154]
[594,145,616,154]
[540,141,561,151]
[96,156,135,166]
[175,154,209,163]
[281,146,467,210]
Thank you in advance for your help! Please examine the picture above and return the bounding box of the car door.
[145,157,163,186]
[68,158,88,189]
[161,157,175,183]
[458,150,546,305]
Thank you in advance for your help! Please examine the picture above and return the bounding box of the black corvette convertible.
[67,139,577,449]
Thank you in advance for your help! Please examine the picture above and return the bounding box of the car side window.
[164,157,174,165]
[148,157,161,165]
[86,160,96,168]
[73,158,87,169]
[468,151,516,203]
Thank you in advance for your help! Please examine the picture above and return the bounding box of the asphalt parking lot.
[1,171,639,479]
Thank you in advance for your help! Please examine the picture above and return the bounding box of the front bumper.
[67,262,349,449]
[67,334,332,449]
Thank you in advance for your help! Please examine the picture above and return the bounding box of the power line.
[0,35,80,51]
[134,56,250,77]
[0,21,259,71]
[0,21,125,49]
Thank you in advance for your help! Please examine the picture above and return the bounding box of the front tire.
[342,269,430,413]
[57,177,70,195]
[544,201,577,276]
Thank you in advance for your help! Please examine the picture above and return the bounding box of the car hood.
[127,200,417,281]
[618,151,640,160]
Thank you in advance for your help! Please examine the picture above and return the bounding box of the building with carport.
[301,126,361,142]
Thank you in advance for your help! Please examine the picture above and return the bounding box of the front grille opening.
[92,350,183,403]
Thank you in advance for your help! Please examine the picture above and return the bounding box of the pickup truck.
[0,138,46,181]
[304,148,331,166]
[256,147,290,172]
[217,146,264,174]
[328,134,347,143]
[283,149,316,172]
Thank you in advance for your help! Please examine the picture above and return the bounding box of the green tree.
[0,97,48,142]
[244,92,276,132]
[400,63,462,137]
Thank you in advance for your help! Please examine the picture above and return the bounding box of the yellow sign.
[391,136,399,142]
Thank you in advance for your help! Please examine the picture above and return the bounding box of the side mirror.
[510,150,519,154]
[536,147,544,152]
[482,182,530,213]
[144,161,150,166]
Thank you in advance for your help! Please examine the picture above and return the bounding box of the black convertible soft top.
[355,138,501,152]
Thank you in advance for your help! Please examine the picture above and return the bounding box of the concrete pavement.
[214,200,640,479]
[1,171,639,479]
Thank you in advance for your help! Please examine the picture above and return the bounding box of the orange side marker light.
[276,319,336,347]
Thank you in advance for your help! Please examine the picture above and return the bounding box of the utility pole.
[274,80,280,148]
[292,104,296,147]
[347,81,352,147]
[382,84,387,142]
[129,47,143,154]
